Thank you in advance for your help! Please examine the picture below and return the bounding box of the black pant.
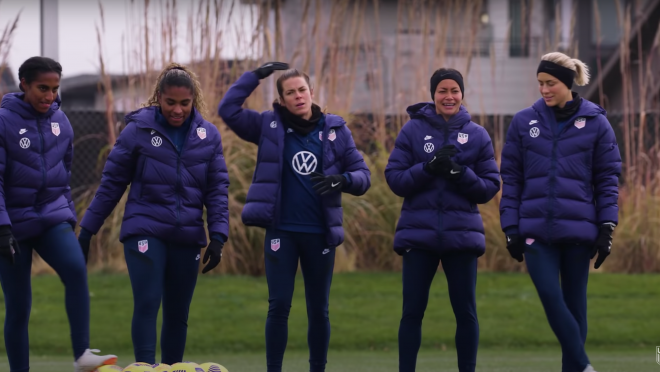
[264,229,335,372]
[398,249,479,372]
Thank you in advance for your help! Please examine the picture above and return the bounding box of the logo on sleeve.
[51,122,60,136]
[197,127,207,139]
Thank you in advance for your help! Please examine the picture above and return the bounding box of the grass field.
[0,272,659,370]
[1,350,656,372]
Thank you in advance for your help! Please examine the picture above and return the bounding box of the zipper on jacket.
[34,119,46,219]
[175,132,189,228]
[37,119,47,193]
[438,124,450,247]
[547,113,581,243]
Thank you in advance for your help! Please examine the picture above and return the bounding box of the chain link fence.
[66,110,127,199]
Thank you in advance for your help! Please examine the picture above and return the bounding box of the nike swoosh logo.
[450,170,460,174]
[331,182,340,187]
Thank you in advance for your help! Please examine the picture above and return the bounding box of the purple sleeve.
[499,116,524,232]
[63,138,77,226]
[453,128,501,204]
[592,116,621,225]
[340,127,371,196]
[385,124,435,198]
[0,119,10,226]
[80,123,138,234]
[217,72,265,145]
[204,129,230,240]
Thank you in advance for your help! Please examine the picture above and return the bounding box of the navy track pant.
[0,222,89,372]
[398,249,479,372]
[524,240,591,372]
[123,236,201,365]
[263,229,335,372]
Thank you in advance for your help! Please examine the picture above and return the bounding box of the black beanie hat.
[430,68,464,100]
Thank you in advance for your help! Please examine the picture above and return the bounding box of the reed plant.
[22,0,660,275]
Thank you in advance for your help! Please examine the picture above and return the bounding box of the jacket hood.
[532,97,606,120]
[407,102,472,129]
[1,92,61,119]
[125,105,204,128]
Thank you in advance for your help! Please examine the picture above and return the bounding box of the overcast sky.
[0,0,257,79]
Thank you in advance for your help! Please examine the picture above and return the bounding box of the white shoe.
[73,349,118,372]
[583,365,597,372]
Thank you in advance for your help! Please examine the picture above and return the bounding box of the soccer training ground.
[1,272,658,371]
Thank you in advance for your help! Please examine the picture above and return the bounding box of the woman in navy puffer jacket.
[79,63,230,365]
[385,68,500,372]
[500,52,621,372]
[0,56,116,372]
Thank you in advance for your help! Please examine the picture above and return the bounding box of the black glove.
[505,233,524,262]
[591,223,614,269]
[310,172,346,195]
[0,225,20,265]
[78,228,93,264]
[252,62,290,79]
[202,239,224,274]
[424,145,459,176]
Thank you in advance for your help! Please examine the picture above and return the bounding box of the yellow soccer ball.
[97,366,123,371]
[123,362,155,371]
[170,362,203,372]
[199,363,229,372]
[152,363,172,372]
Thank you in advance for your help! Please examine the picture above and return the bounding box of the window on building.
[509,0,531,57]
[592,0,624,46]
[396,0,492,57]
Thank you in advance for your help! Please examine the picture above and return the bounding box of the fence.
[67,109,657,198]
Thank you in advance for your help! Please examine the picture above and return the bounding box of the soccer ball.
[199,363,229,372]
[169,362,203,372]
[152,363,171,372]
[122,362,155,371]
[96,366,123,371]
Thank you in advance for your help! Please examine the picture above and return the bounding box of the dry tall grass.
[22,0,660,275]
[0,3,20,99]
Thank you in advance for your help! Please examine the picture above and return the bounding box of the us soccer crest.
[574,117,586,129]
[457,132,468,144]
[51,122,60,136]
[328,129,336,141]
[197,127,207,139]
[270,239,280,251]
[137,240,149,253]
